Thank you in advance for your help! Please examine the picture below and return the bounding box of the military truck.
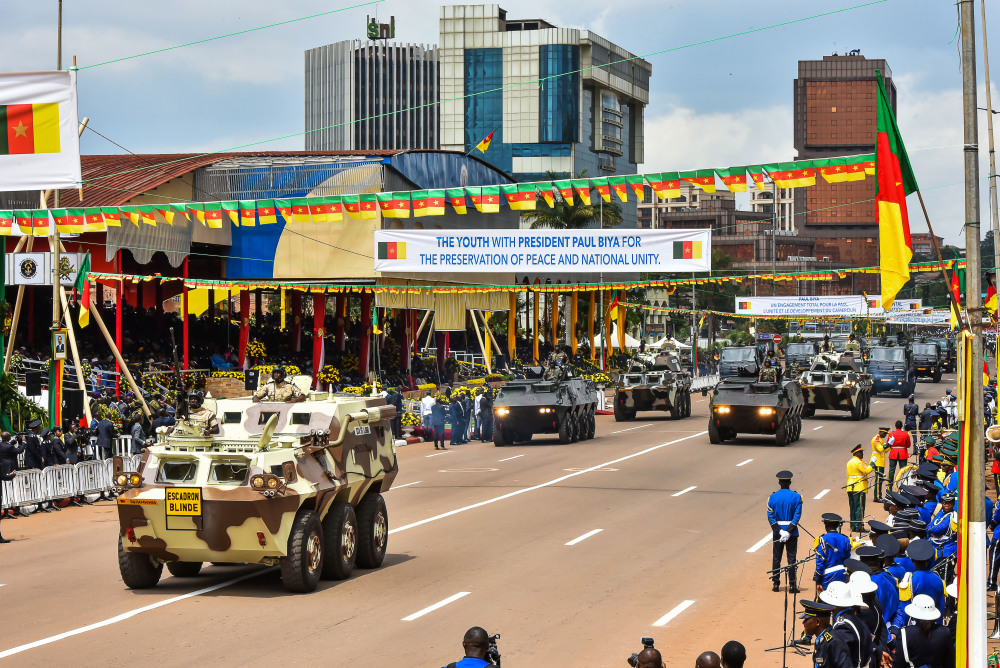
[114,394,398,593]
[911,342,943,382]
[785,342,818,376]
[613,351,693,421]
[930,337,956,373]
[797,352,873,420]
[493,368,597,445]
[868,345,915,396]
[707,372,804,446]
[718,346,762,379]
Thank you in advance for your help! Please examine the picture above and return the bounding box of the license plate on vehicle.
[165,488,202,516]
[881,378,890,382]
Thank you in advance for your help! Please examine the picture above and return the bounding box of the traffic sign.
[772,334,782,344]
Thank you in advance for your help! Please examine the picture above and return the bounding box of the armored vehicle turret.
[708,373,804,446]
[115,394,398,593]
[613,351,693,420]
[798,352,873,420]
[492,367,597,446]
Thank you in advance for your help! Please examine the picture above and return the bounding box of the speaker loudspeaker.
[64,389,85,421]
[25,370,42,396]
[245,369,259,391]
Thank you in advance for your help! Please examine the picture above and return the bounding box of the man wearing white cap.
[889,595,953,668]
[820,581,872,668]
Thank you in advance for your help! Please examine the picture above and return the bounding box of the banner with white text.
[373,228,711,273]
[734,295,922,317]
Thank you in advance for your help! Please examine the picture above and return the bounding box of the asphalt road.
[0,375,959,666]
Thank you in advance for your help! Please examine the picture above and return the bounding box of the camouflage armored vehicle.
[114,394,398,593]
[707,371,804,446]
[911,342,943,383]
[493,367,597,445]
[797,352,873,420]
[613,351,693,421]
[718,346,762,379]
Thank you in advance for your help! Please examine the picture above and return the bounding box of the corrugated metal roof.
[48,150,403,208]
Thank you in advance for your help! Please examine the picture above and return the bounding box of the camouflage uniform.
[543,364,564,382]
[759,366,778,382]
[548,350,569,366]
[185,407,219,433]
[255,380,303,402]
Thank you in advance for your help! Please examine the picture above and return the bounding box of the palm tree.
[521,171,623,229]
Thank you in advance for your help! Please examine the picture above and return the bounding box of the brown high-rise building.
[794,54,896,291]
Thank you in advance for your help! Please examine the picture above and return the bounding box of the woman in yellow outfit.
[870,427,888,502]
[846,443,873,533]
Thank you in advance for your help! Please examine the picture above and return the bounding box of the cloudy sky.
[0,0,991,243]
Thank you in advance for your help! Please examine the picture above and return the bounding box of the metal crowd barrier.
[691,374,720,391]
[0,456,143,512]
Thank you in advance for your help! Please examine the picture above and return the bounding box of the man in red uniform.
[886,419,911,493]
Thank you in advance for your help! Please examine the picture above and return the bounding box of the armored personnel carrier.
[613,351,692,421]
[708,371,804,446]
[493,367,597,446]
[797,352,873,420]
[114,394,398,593]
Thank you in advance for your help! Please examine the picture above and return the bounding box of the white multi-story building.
[748,186,797,232]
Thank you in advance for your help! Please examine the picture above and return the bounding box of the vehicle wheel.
[670,397,681,420]
[320,502,357,581]
[684,392,693,417]
[558,414,572,444]
[803,406,815,418]
[569,415,580,443]
[586,412,597,439]
[355,493,388,569]
[850,401,863,421]
[708,419,722,444]
[166,561,203,577]
[775,422,788,447]
[281,510,324,592]
[614,400,634,422]
[118,539,163,589]
[933,369,942,383]
[494,425,510,447]
[864,393,871,418]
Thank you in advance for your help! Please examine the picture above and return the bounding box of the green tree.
[521,171,623,229]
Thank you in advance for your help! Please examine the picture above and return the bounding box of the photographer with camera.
[627,637,663,668]
[443,627,500,668]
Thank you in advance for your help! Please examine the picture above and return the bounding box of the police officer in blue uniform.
[768,470,803,592]
[857,545,899,628]
[814,513,852,594]
[800,599,853,668]
[893,539,946,629]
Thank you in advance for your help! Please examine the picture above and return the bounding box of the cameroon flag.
[30,209,49,236]
[673,240,703,260]
[0,103,60,155]
[0,210,13,236]
[274,199,293,224]
[292,198,312,223]
[537,184,555,208]
[418,190,446,216]
[324,196,343,222]
[680,169,716,193]
[627,175,645,201]
[239,200,256,227]
[102,207,121,227]
[222,201,240,225]
[554,180,575,205]
[377,192,411,218]
[715,167,747,193]
[645,173,680,200]
[501,184,537,210]
[747,165,777,191]
[770,162,817,188]
[75,252,91,329]
[572,179,592,206]
[466,187,500,213]
[376,241,406,260]
[446,188,468,214]
[204,202,223,229]
[609,176,629,202]
[185,203,205,226]
[257,200,278,225]
[309,197,329,223]
[875,70,918,310]
[65,208,86,233]
[591,178,612,203]
[344,194,377,220]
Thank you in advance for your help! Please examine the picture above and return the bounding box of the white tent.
[651,336,691,350]
[592,325,643,349]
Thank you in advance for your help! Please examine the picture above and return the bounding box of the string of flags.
[0,153,875,236]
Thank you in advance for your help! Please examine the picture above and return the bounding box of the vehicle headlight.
[250,475,265,489]
[129,474,141,486]
[115,473,127,486]
[496,407,509,416]
[266,476,279,489]
[758,407,775,416]
[715,406,730,414]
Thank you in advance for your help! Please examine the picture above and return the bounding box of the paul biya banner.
[373,229,711,273]
[735,295,922,317]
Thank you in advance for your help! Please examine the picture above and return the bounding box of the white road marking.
[425,450,454,458]
[389,481,422,490]
[736,458,754,467]
[874,400,882,404]
[402,592,471,621]
[565,529,603,546]
[498,454,525,462]
[564,467,619,472]
[747,533,774,553]
[612,424,651,434]
[3,432,709,658]
[0,568,274,660]
[812,425,824,431]
[814,489,831,500]
[653,600,696,627]
[439,468,498,473]
[391,432,707,534]
[672,486,697,497]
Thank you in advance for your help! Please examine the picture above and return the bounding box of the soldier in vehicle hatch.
[253,366,305,403]
[759,359,780,383]
[177,391,219,435]
[543,358,565,382]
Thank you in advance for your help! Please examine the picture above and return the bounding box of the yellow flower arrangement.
[401,411,420,427]
[246,339,267,358]
[416,383,437,390]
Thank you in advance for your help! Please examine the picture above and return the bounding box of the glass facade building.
[439,4,651,226]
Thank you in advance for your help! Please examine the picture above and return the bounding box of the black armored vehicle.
[911,342,943,383]
[868,345,915,396]
[613,351,693,421]
[718,346,762,378]
[708,371,805,446]
[493,367,598,446]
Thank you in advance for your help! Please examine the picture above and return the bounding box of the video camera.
[485,633,501,666]
[627,637,655,667]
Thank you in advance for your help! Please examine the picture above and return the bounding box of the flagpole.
[959,1,987,663]
[981,0,1000,391]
